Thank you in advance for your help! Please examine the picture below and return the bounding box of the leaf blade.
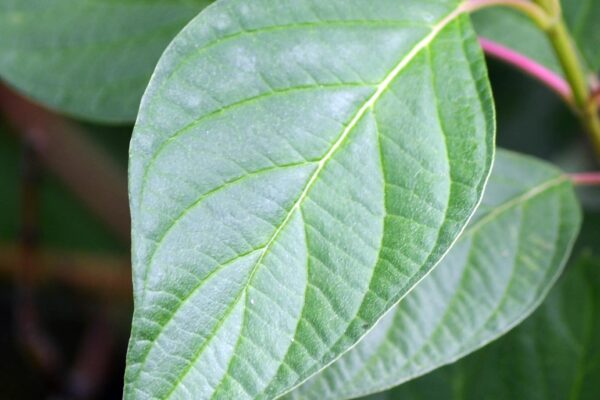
[289,150,582,400]
[0,0,213,122]
[125,1,495,398]
[377,253,599,400]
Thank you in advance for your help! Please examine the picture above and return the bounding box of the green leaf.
[0,0,213,122]
[288,150,582,400]
[472,1,600,75]
[372,254,599,400]
[562,0,600,72]
[125,0,494,398]
[472,8,561,74]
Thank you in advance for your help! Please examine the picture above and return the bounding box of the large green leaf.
[0,0,213,122]
[372,254,600,400]
[125,0,494,398]
[288,150,582,400]
[472,0,600,75]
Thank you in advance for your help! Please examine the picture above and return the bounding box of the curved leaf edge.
[329,151,582,400]
[125,2,497,398]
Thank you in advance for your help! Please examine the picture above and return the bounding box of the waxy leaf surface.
[0,0,212,122]
[125,0,494,398]
[289,150,581,399]
[375,254,599,400]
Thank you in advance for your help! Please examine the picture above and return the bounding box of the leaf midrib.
[133,5,466,299]
[130,3,469,396]
[329,174,569,400]
[463,175,567,237]
[134,18,433,209]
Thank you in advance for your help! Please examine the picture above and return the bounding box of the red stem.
[66,312,116,399]
[16,139,64,382]
[570,172,600,186]
[479,37,573,103]
[592,87,600,106]
[0,242,132,299]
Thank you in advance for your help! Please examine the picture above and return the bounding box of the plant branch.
[540,15,600,158]
[0,242,131,299]
[570,172,600,186]
[65,312,117,399]
[478,37,572,103]
[467,0,600,158]
[592,87,600,106]
[465,0,554,29]
[0,84,131,244]
[15,141,63,382]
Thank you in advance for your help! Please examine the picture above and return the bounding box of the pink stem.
[592,88,600,106]
[570,172,600,186]
[479,37,573,103]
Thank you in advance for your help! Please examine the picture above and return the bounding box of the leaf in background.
[371,254,600,400]
[472,8,561,75]
[125,0,494,398]
[288,150,582,400]
[0,0,213,123]
[562,0,600,72]
[472,0,600,75]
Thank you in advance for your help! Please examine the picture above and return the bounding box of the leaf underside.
[0,0,212,122]
[125,0,494,399]
[381,254,599,400]
[289,150,581,400]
